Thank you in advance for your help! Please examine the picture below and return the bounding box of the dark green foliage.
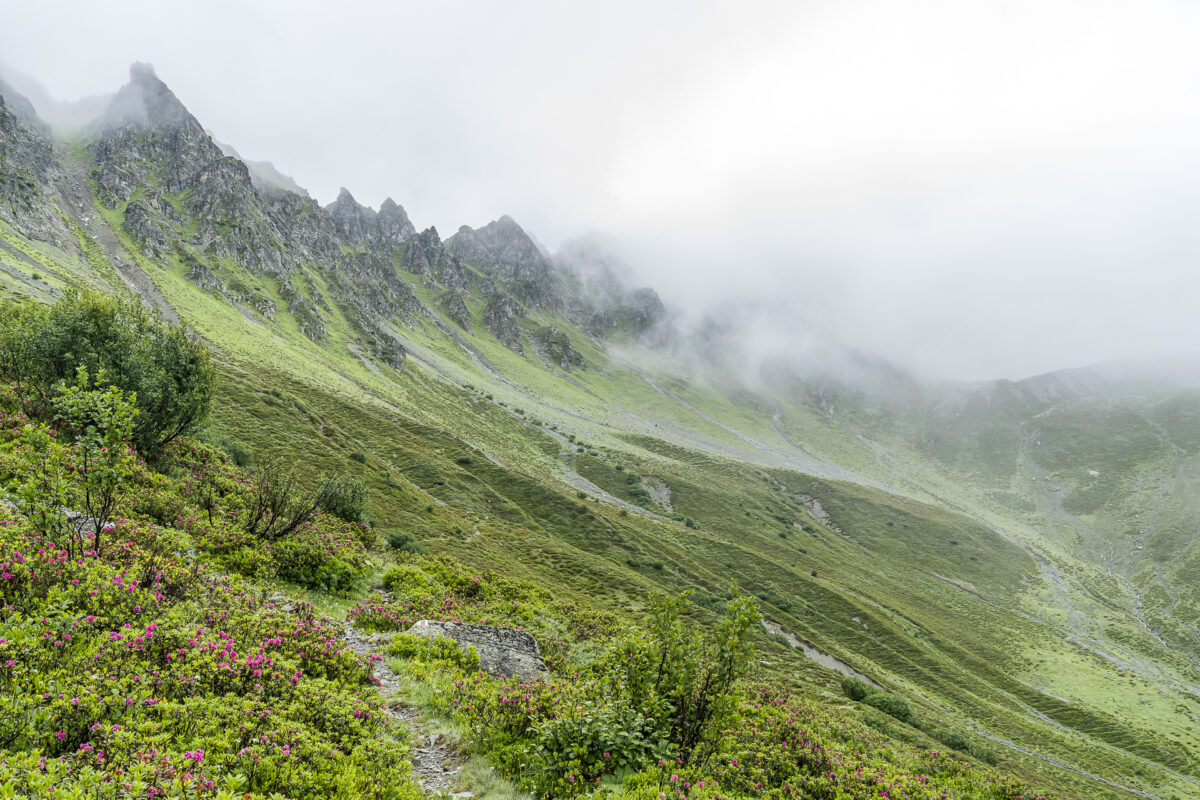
[456,454,473,465]
[216,436,253,466]
[0,290,215,451]
[385,529,428,554]
[320,473,370,524]
[841,676,870,701]
[864,691,917,726]
[349,450,368,463]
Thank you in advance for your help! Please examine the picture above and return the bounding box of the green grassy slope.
[1,174,1198,800]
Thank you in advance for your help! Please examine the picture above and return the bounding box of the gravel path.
[342,627,471,797]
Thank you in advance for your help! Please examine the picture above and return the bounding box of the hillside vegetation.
[0,65,1196,800]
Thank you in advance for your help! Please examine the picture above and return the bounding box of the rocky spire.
[95,62,198,134]
[446,215,562,309]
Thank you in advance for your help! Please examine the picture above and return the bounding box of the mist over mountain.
[3,36,1200,800]
[5,1,1200,380]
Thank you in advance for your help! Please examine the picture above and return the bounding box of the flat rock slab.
[407,620,547,679]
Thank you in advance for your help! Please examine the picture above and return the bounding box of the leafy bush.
[385,528,427,554]
[320,473,370,524]
[840,675,870,701]
[51,367,138,555]
[218,436,253,466]
[382,564,439,596]
[244,458,369,540]
[864,691,917,726]
[0,290,215,451]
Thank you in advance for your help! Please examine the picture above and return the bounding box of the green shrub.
[385,528,428,554]
[934,729,971,752]
[50,367,138,555]
[320,473,370,523]
[382,564,439,596]
[215,436,253,466]
[0,289,215,451]
[864,691,916,725]
[840,676,870,701]
[349,450,368,463]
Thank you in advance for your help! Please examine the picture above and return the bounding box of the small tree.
[243,458,356,541]
[52,367,138,556]
[319,473,369,523]
[0,290,214,452]
[14,423,71,551]
[606,587,761,767]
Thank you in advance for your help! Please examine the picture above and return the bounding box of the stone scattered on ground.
[342,627,465,795]
[406,620,548,679]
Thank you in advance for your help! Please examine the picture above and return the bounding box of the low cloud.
[3,0,1199,380]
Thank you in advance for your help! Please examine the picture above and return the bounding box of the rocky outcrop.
[554,234,665,337]
[326,190,415,255]
[406,620,547,679]
[0,81,71,246]
[376,198,416,248]
[402,227,467,290]
[615,287,666,334]
[533,325,583,370]
[441,290,471,331]
[484,291,523,352]
[447,216,562,309]
[326,187,377,244]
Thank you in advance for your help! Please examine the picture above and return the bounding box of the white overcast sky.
[3,0,1200,380]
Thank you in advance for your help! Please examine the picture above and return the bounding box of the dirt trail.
[342,627,469,796]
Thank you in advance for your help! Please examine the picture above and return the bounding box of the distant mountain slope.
[1,63,1198,800]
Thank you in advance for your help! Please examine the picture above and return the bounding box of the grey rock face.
[484,291,523,353]
[616,287,666,334]
[533,325,583,370]
[406,620,547,679]
[326,187,377,243]
[376,197,416,247]
[554,234,666,336]
[0,83,71,246]
[403,227,467,290]
[326,190,416,254]
[441,290,471,331]
[446,216,562,309]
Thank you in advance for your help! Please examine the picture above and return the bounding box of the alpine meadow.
[0,24,1198,800]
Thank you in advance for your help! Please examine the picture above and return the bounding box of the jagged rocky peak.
[446,215,562,309]
[325,189,415,250]
[326,187,376,240]
[0,78,72,246]
[0,64,110,135]
[95,62,199,134]
[0,77,51,137]
[377,197,415,242]
[90,63,239,210]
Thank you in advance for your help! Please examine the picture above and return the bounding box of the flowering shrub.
[372,562,1058,800]
[0,381,417,799]
[0,507,418,798]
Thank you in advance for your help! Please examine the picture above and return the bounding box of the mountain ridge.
[0,62,1198,800]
